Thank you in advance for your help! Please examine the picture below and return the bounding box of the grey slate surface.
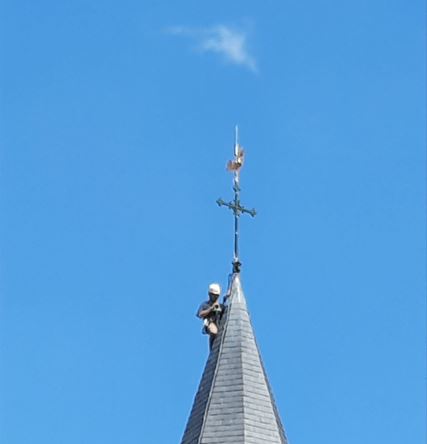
[180,275,288,444]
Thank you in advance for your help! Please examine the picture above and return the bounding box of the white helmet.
[208,283,221,295]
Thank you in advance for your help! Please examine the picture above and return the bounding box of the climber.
[197,283,224,348]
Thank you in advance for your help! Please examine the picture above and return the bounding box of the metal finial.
[217,127,256,273]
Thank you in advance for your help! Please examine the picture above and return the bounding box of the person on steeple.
[197,283,224,348]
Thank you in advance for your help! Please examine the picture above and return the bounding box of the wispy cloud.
[167,25,257,73]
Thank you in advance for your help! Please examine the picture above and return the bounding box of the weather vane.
[217,126,256,273]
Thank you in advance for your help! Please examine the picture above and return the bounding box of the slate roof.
[180,274,288,444]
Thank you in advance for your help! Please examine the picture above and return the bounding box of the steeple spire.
[180,275,288,444]
[217,126,256,273]
[179,129,288,444]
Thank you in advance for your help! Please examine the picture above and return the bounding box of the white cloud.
[167,25,257,73]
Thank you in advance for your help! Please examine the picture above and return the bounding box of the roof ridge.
[196,296,232,443]
[251,333,288,443]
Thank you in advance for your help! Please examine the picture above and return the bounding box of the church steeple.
[180,130,288,444]
[180,275,288,444]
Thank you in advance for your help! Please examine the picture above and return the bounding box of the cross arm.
[216,198,256,217]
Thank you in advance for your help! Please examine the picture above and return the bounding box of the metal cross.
[217,126,256,273]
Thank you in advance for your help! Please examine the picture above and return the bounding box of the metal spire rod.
[217,126,256,273]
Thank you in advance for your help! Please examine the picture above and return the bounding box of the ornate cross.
[217,126,256,273]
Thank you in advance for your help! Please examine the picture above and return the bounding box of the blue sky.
[0,1,425,443]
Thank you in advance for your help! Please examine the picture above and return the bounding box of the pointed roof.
[180,275,288,444]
